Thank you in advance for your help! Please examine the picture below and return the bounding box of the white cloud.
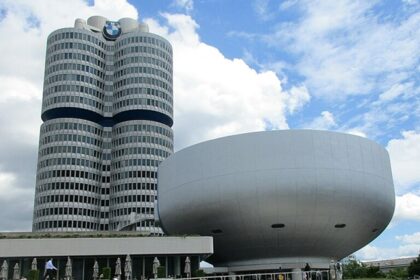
[0,172,18,200]
[264,0,420,100]
[303,111,336,130]
[396,232,420,244]
[146,13,309,149]
[279,0,298,11]
[387,131,420,191]
[357,231,420,261]
[173,0,194,12]
[394,193,420,222]
[253,0,274,21]
[379,82,415,102]
[357,242,420,261]
[0,172,35,231]
[402,0,419,6]
[344,129,367,138]
[286,85,311,114]
[0,76,40,103]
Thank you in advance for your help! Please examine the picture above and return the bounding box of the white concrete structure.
[363,257,417,272]
[158,130,395,271]
[0,236,212,258]
[0,233,212,280]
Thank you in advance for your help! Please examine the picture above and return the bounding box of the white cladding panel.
[158,130,395,269]
[0,237,213,258]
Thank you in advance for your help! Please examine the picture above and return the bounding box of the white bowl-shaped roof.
[158,130,395,270]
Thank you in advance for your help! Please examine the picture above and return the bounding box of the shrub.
[102,267,111,280]
[157,266,166,278]
[386,268,408,279]
[408,254,420,278]
[193,270,206,277]
[28,270,40,280]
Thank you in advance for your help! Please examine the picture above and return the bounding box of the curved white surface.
[158,130,395,269]
[87,15,107,30]
[119,17,138,33]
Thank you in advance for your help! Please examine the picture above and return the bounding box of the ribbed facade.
[32,17,173,234]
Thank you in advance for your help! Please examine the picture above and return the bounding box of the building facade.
[32,16,173,234]
[158,130,395,271]
[0,232,212,280]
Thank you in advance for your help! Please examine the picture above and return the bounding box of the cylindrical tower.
[33,17,173,233]
[109,32,173,233]
[33,28,107,231]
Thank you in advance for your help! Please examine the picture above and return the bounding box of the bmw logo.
[103,21,121,40]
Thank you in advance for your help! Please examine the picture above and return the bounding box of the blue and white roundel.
[103,21,121,40]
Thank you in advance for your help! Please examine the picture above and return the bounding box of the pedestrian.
[316,270,322,280]
[304,263,311,280]
[44,259,57,280]
[335,263,342,280]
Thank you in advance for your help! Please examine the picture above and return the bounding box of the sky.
[0,0,419,262]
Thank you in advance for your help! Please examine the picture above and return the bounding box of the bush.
[366,266,385,278]
[28,270,40,280]
[193,270,206,277]
[102,267,111,280]
[157,266,166,278]
[343,255,384,279]
[386,268,408,279]
[408,254,420,278]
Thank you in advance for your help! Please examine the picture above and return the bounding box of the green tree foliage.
[343,256,385,279]
[193,269,206,277]
[157,266,166,278]
[386,268,408,279]
[101,267,111,280]
[408,254,420,277]
[343,257,365,279]
[27,270,40,280]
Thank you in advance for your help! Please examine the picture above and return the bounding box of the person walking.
[44,259,57,280]
[304,263,311,280]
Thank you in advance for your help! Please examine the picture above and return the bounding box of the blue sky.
[0,0,418,261]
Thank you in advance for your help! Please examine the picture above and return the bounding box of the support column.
[142,257,145,278]
[292,268,303,280]
[56,258,60,280]
[82,258,85,280]
[174,256,180,277]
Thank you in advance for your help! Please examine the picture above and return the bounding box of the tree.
[386,268,408,279]
[343,256,366,279]
[343,255,385,279]
[408,254,420,278]
[366,266,385,278]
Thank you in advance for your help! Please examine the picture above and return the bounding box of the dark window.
[271,223,285,228]
[334,224,346,228]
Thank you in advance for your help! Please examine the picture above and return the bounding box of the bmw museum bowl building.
[158,130,395,272]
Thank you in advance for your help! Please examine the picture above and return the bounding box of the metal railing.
[170,270,333,280]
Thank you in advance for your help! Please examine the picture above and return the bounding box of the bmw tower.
[32,16,173,234]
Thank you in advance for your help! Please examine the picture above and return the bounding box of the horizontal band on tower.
[41,107,173,127]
